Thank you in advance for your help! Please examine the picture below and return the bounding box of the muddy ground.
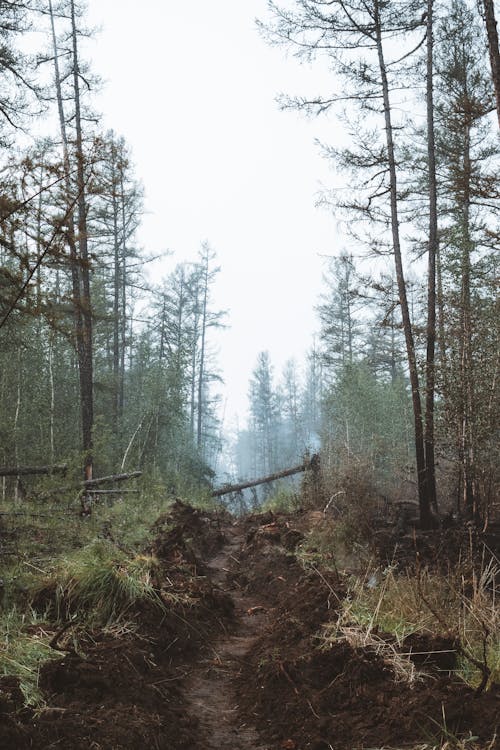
[1,502,499,749]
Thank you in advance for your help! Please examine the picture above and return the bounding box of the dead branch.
[87,489,139,495]
[83,471,143,487]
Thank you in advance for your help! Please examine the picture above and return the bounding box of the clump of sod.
[0,607,59,706]
[326,563,500,690]
[38,539,164,626]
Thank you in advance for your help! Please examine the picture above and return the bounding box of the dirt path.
[185,524,270,750]
[3,503,498,750]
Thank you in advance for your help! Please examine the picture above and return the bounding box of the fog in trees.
[0,0,498,523]
[0,3,500,747]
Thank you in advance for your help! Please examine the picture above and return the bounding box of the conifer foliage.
[0,2,224,492]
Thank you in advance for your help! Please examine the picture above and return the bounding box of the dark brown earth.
[1,503,499,749]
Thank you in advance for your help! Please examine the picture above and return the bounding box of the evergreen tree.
[434,0,500,518]
[248,351,280,477]
[317,253,361,377]
[262,0,435,525]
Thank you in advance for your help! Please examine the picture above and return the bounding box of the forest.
[0,0,499,749]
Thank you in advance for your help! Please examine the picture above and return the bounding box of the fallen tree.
[83,471,143,488]
[37,471,143,500]
[211,455,319,498]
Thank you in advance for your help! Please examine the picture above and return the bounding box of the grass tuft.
[39,539,164,626]
[0,607,59,706]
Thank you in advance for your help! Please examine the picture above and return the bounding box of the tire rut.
[185,525,270,750]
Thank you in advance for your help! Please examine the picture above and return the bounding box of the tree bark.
[38,470,142,498]
[50,0,93,482]
[70,0,94,482]
[111,137,121,432]
[483,0,500,128]
[424,0,438,513]
[83,471,142,487]
[119,163,127,419]
[374,0,432,528]
[211,458,315,497]
[459,122,477,519]
[197,256,208,453]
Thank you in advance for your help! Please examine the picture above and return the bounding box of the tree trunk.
[38,471,142,499]
[48,334,55,464]
[119,165,127,418]
[483,0,500,128]
[70,0,94,482]
[211,459,314,497]
[50,0,93,482]
[374,0,432,528]
[424,0,438,513]
[190,277,200,441]
[111,138,121,432]
[459,122,477,519]
[13,349,21,503]
[197,261,208,453]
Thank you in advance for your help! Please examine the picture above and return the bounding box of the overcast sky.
[84,0,342,424]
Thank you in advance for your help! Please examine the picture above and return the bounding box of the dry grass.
[331,561,500,690]
[338,623,426,685]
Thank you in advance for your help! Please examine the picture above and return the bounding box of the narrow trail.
[3,503,499,750]
[185,524,270,750]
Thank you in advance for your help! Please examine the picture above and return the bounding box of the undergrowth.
[0,537,169,707]
[323,562,500,690]
[0,607,59,706]
[0,484,180,706]
[261,484,301,513]
[37,539,165,625]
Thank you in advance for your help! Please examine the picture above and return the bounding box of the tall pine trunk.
[111,138,121,433]
[459,122,477,518]
[70,0,94,481]
[374,0,432,528]
[483,0,500,127]
[119,166,127,418]
[197,265,208,454]
[424,0,438,513]
[50,0,94,481]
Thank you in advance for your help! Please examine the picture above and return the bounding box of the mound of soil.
[0,500,233,750]
[2,504,499,750]
[235,513,500,750]
[32,632,197,750]
[151,499,228,567]
[239,633,500,749]
[374,521,500,575]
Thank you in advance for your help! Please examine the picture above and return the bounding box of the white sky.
[84,0,343,423]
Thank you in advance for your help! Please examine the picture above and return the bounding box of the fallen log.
[83,471,143,488]
[37,471,143,499]
[86,489,140,495]
[0,464,67,477]
[211,457,318,498]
